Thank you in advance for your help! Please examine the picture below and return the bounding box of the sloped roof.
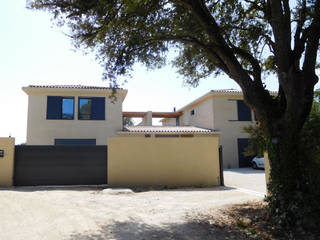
[161,89,277,122]
[26,85,124,90]
[122,126,215,133]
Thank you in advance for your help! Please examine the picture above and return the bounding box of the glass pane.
[62,98,74,119]
[79,98,92,119]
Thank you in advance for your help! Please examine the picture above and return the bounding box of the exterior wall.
[264,151,270,192]
[212,96,255,168]
[108,136,220,187]
[162,118,176,126]
[179,98,214,129]
[162,93,256,168]
[0,138,15,186]
[25,89,125,145]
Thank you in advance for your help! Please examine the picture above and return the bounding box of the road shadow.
[68,218,248,240]
[224,168,265,175]
[0,185,106,192]
[131,186,235,193]
[0,185,235,193]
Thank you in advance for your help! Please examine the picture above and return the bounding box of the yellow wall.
[163,94,255,168]
[264,151,270,193]
[108,136,220,187]
[0,138,15,186]
[212,96,255,168]
[23,87,127,145]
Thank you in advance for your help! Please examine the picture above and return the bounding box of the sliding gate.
[14,145,107,186]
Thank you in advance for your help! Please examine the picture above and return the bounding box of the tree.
[28,0,320,232]
[123,117,134,126]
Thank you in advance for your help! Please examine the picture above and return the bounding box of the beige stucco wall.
[108,136,220,187]
[24,88,126,145]
[163,98,214,128]
[162,94,256,168]
[264,151,270,186]
[0,138,15,186]
[212,96,255,168]
[180,98,214,129]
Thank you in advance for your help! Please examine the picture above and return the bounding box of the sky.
[0,0,313,144]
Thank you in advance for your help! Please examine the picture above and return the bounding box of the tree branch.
[231,46,262,84]
[150,34,230,73]
[268,0,292,72]
[174,0,255,87]
[302,1,320,76]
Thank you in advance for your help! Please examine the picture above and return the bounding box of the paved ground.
[223,168,267,196]
[0,185,263,240]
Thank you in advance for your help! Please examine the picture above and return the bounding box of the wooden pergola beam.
[123,111,183,118]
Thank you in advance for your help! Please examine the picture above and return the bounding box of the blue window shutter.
[47,96,62,119]
[237,100,252,121]
[91,97,105,120]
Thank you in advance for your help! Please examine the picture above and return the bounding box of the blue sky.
[1,0,306,144]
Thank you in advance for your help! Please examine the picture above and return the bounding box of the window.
[237,100,252,121]
[176,117,180,126]
[47,96,74,120]
[55,139,96,145]
[78,97,105,120]
[181,134,194,137]
[191,109,195,115]
[155,134,179,138]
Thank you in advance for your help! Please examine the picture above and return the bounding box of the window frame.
[46,96,75,120]
[61,97,75,120]
[227,99,252,122]
[78,97,92,120]
[237,100,252,121]
[78,97,106,120]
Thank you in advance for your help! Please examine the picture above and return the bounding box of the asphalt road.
[223,168,267,196]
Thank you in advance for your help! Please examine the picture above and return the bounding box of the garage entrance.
[14,145,107,186]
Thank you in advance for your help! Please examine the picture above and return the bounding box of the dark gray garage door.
[14,145,107,186]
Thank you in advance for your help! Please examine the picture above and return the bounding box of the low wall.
[264,151,270,195]
[108,136,220,187]
[0,138,15,186]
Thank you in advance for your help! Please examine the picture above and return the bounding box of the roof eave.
[22,86,128,97]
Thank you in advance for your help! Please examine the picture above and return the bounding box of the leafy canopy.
[28,0,320,89]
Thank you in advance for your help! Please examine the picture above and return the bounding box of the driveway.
[223,168,267,196]
[0,185,263,240]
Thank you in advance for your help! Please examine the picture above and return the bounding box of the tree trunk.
[258,70,318,231]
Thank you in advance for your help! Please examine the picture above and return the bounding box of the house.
[20,84,222,187]
[22,85,127,145]
[161,89,267,169]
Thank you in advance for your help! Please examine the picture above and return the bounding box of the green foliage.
[27,0,320,234]
[264,108,320,236]
[244,100,320,235]
[27,0,294,86]
[123,117,134,126]
[243,124,266,157]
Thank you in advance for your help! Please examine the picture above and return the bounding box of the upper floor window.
[237,100,252,121]
[47,96,74,120]
[78,97,105,120]
[190,109,195,115]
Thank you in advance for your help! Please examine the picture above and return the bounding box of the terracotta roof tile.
[122,126,215,133]
[27,85,124,90]
[210,88,277,94]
